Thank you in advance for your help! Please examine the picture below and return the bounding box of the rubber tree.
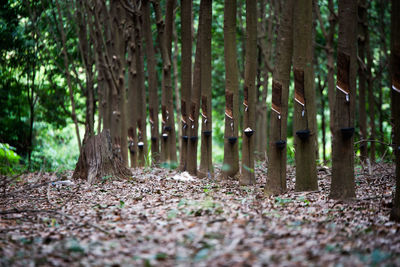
[240,0,257,185]
[143,0,160,165]
[292,0,318,191]
[198,0,213,178]
[265,0,294,196]
[222,0,240,178]
[330,0,357,200]
[179,0,192,171]
[390,0,400,222]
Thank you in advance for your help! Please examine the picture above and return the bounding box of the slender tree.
[187,0,204,176]
[198,0,213,178]
[390,0,400,222]
[330,0,357,199]
[265,0,294,195]
[240,0,257,185]
[292,0,318,191]
[179,0,192,171]
[133,3,148,167]
[153,0,177,164]
[142,0,160,164]
[222,0,239,178]
[357,0,368,162]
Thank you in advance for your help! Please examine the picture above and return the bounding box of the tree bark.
[73,130,131,184]
[330,0,357,200]
[179,0,192,171]
[187,1,205,176]
[292,0,318,191]
[142,0,160,165]
[222,0,240,178]
[198,0,213,178]
[357,0,368,163]
[265,0,294,195]
[240,0,257,185]
[133,3,148,167]
[154,0,177,164]
[390,0,400,222]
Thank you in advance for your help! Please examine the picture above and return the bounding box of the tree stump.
[72,130,132,184]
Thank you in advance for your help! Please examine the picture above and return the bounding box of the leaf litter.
[0,163,399,266]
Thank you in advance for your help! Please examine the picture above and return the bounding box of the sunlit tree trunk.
[265,0,294,195]
[330,0,357,200]
[292,0,318,191]
[240,0,257,185]
[222,0,239,178]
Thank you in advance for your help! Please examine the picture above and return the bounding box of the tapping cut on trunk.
[336,51,350,99]
[201,95,208,122]
[161,105,168,128]
[271,80,282,117]
[243,86,249,111]
[189,102,196,127]
[294,68,305,107]
[149,108,155,129]
[181,100,187,126]
[225,90,234,120]
[128,127,135,153]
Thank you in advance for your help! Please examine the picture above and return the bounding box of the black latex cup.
[244,129,255,137]
[228,137,237,145]
[182,135,188,141]
[275,140,286,149]
[190,136,198,142]
[296,129,310,141]
[203,130,212,137]
[340,127,354,139]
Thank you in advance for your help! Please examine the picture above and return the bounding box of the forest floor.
[1,163,400,266]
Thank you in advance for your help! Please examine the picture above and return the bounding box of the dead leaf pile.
[1,163,399,266]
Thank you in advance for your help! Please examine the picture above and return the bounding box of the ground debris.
[1,163,399,266]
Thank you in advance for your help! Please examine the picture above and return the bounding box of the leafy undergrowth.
[1,163,399,266]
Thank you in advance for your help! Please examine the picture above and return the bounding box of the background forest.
[0,0,393,172]
[1,0,400,266]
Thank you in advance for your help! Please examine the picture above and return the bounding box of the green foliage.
[0,143,21,174]
[29,123,80,171]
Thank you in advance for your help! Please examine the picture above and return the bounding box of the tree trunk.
[292,0,318,192]
[154,0,177,165]
[143,0,160,165]
[358,0,368,163]
[240,0,257,185]
[133,4,148,167]
[265,0,294,196]
[222,0,239,178]
[198,0,213,179]
[330,0,357,200]
[179,0,192,171]
[366,19,375,163]
[390,0,400,222]
[73,130,132,184]
[187,0,204,176]
[127,23,138,168]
